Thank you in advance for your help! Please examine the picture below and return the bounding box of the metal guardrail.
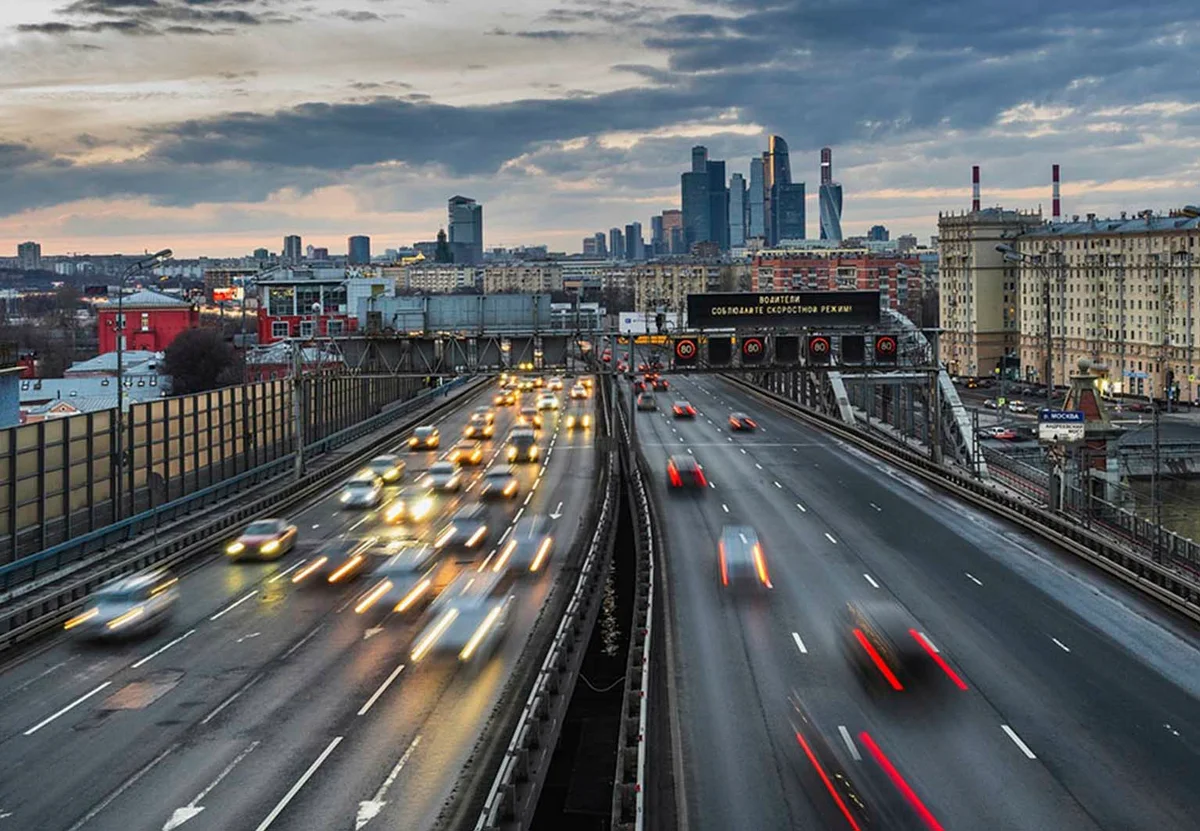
[611,389,656,831]
[724,375,1200,624]
[0,378,488,653]
[0,379,470,595]
[474,378,621,831]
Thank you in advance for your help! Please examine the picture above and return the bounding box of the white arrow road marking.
[163,741,260,830]
[356,735,422,829]
[363,627,383,641]
[550,501,564,519]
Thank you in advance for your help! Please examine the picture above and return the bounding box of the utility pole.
[292,341,305,480]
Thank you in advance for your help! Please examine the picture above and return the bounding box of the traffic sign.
[1037,409,1085,443]
[742,336,765,363]
[807,335,831,364]
[1038,409,1085,423]
[874,334,898,363]
[674,338,698,366]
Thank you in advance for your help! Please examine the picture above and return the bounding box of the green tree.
[163,327,242,394]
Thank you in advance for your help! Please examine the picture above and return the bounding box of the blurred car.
[505,428,539,463]
[410,570,514,664]
[582,377,594,391]
[718,526,772,590]
[463,414,495,440]
[448,440,485,466]
[533,377,546,389]
[480,465,520,499]
[636,393,657,411]
[841,600,961,694]
[653,377,670,391]
[633,379,647,393]
[518,406,543,428]
[423,461,463,492]
[666,455,706,489]
[433,504,490,551]
[570,383,588,399]
[365,454,406,482]
[1008,400,1030,413]
[473,406,496,423]
[547,377,564,391]
[339,473,384,508]
[728,412,758,431]
[494,390,517,407]
[408,425,441,450]
[353,541,440,615]
[565,410,592,430]
[64,570,178,639]
[382,486,436,524]
[291,536,377,585]
[672,400,697,418]
[982,398,998,410]
[536,393,560,411]
[983,426,1017,441]
[493,515,554,575]
[226,518,298,560]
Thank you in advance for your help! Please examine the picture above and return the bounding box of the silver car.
[423,461,463,492]
[340,474,384,508]
[365,455,406,483]
[493,515,554,575]
[353,541,440,616]
[410,570,514,664]
[65,570,179,639]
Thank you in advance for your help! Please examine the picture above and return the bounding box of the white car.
[569,384,587,400]
[340,475,384,508]
[536,393,560,411]
[424,461,462,492]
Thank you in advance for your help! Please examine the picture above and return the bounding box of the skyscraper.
[583,236,601,256]
[650,215,665,256]
[728,173,747,248]
[707,158,729,250]
[867,225,890,242]
[624,222,644,260]
[17,241,42,271]
[818,147,844,242]
[610,228,625,261]
[283,235,302,263]
[348,235,371,265]
[448,196,484,265]
[763,135,793,245]
[776,183,807,242]
[594,232,608,257]
[681,146,711,252]
[748,158,765,240]
[661,210,683,254]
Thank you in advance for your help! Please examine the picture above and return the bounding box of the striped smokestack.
[1052,164,1061,221]
[972,165,981,212]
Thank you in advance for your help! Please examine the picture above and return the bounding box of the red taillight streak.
[668,465,682,487]
[746,419,757,428]
[718,543,729,586]
[853,629,904,690]
[695,468,707,486]
[795,732,863,831]
[858,732,945,831]
[909,629,968,690]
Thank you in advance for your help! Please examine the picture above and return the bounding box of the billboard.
[686,291,881,329]
[212,286,243,302]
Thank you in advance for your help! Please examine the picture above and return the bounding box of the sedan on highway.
[492,515,554,575]
[718,526,772,590]
[382,485,437,525]
[728,412,758,431]
[463,414,495,440]
[518,406,543,429]
[64,570,178,639]
[226,518,298,560]
[636,393,657,411]
[365,454,406,482]
[569,383,588,400]
[408,425,441,450]
[339,473,384,508]
[548,377,564,391]
[652,377,670,391]
[505,428,539,463]
[479,465,520,500]
[666,455,707,490]
[423,461,463,492]
[410,570,514,664]
[536,392,560,411]
[565,410,592,430]
[494,390,517,407]
[433,504,491,551]
[841,600,967,694]
[448,440,485,466]
[291,536,377,585]
[672,400,697,418]
[354,541,440,615]
[983,426,1018,441]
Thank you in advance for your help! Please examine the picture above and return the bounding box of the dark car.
[463,414,495,440]
[667,455,706,489]
[718,526,772,590]
[672,400,697,418]
[493,515,554,575]
[433,504,490,552]
[382,485,437,525]
[636,393,657,411]
[408,425,440,450]
[353,541,440,616]
[841,600,966,694]
[728,412,757,431]
[479,465,520,499]
[653,378,670,391]
[291,536,377,585]
[505,428,539,463]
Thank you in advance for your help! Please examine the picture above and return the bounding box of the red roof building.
[752,248,922,310]
[97,289,199,354]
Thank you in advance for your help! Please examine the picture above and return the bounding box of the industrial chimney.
[1052,164,1061,221]
[972,165,980,212]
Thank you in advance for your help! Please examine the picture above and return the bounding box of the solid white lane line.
[863,573,879,589]
[201,676,261,725]
[255,736,344,831]
[796,503,807,512]
[791,632,807,654]
[131,629,196,669]
[965,572,983,586]
[358,663,406,716]
[773,481,782,488]
[268,559,309,583]
[282,624,324,659]
[1001,725,1037,759]
[210,590,257,621]
[63,744,178,831]
[24,682,112,735]
[837,726,861,761]
[722,504,729,513]
[824,533,838,544]
[1051,637,1071,653]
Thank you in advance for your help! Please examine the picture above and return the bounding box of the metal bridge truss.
[327,329,597,375]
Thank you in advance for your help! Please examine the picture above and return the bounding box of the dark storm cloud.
[487,27,599,41]
[542,0,665,26]
[333,9,385,23]
[21,0,298,36]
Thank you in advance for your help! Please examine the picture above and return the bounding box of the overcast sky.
[3,0,1200,258]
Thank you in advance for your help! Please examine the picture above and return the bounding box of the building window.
[140,312,150,331]
[268,287,295,316]
[272,320,290,339]
[299,320,315,339]
[327,319,345,337]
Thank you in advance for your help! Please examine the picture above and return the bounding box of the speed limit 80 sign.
[674,337,698,365]
[741,336,765,363]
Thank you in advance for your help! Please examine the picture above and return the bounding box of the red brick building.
[752,248,922,310]
[97,289,199,354]
[256,268,357,345]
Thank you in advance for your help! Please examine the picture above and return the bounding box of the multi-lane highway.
[636,373,1200,830]
[0,379,598,831]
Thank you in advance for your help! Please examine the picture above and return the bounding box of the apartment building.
[753,247,922,310]
[1015,213,1200,402]
[404,263,478,293]
[482,264,564,294]
[628,261,743,317]
[938,207,1043,378]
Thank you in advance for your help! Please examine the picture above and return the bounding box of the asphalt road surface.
[0,379,599,831]
[635,374,1200,831]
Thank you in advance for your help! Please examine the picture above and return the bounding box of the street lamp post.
[113,249,173,520]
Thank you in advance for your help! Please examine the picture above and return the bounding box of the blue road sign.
[1038,409,1085,423]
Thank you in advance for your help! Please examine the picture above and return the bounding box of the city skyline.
[3,0,1199,257]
